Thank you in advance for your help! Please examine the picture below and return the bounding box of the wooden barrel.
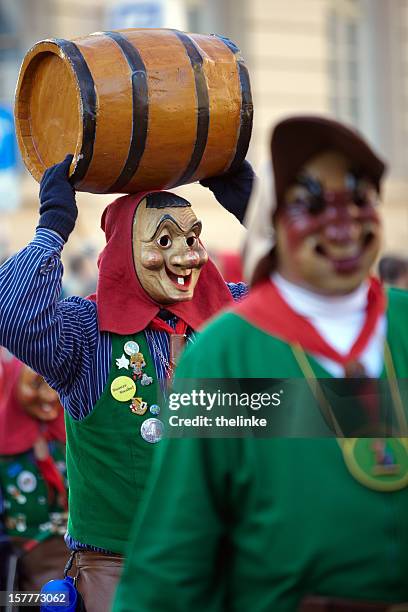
[14,29,253,194]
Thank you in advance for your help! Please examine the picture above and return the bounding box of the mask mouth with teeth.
[133,193,208,304]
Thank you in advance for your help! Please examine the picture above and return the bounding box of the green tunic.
[113,288,408,611]
[65,332,162,553]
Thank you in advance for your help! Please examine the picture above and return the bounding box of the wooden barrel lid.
[14,40,84,182]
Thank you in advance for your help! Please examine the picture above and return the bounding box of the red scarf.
[88,192,233,334]
[36,455,67,510]
[234,277,386,365]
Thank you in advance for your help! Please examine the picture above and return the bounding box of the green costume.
[0,443,67,541]
[113,288,408,612]
[65,332,162,554]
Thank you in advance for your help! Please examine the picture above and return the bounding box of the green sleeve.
[113,436,249,612]
[386,288,408,377]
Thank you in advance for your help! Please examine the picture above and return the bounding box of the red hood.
[0,355,65,455]
[89,191,233,334]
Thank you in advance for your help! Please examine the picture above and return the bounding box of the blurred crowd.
[1,238,406,299]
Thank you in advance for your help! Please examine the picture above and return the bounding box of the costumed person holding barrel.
[0,357,69,604]
[2,28,254,612]
[112,116,408,612]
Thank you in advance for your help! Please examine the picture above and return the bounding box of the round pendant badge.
[342,438,408,492]
[140,418,164,444]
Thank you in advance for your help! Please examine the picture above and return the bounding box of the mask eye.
[291,176,325,215]
[28,375,42,390]
[352,183,377,208]
[157,234,172,249]
[353,191,369,207]
[306,195,326,215]
[347,175,377,208]
[186,235,197,247]
[291,194,325,216]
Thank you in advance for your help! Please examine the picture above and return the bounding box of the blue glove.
[38,154,77,242]
[200,159,255,224]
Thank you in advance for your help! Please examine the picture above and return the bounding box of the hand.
[200,159,255,224]
[38,154,78,242]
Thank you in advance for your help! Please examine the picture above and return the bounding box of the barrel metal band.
[172,31,210,187]
[103,31,149,193]
[215,35,253,174]
[55,39,97,185]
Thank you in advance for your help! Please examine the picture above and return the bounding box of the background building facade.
[0,0,406,264]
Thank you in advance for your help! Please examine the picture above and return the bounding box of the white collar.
[271,273,368,319]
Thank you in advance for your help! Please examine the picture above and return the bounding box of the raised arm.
[0,156,99,394]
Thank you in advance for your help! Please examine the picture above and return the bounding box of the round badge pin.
[149,404,160,416]
[111,376,136,402]
[16,516,27,532]
[124,341,139,356]
[17,471,37,494]
[140,418,164,444]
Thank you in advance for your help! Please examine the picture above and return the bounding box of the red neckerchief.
[149,318,188,336]
[234,276,386,366]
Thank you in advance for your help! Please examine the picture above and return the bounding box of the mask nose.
[169,250,201,268]
[323,203,361,244]
[324,222,360,243]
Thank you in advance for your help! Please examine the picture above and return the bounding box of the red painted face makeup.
[275,151,382,295]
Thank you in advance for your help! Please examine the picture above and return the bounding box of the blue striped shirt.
[0,228,247,550]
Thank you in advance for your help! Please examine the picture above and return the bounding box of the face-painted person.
[0,155,254,612]
[0,358,69,600]
[112,116,408,612]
